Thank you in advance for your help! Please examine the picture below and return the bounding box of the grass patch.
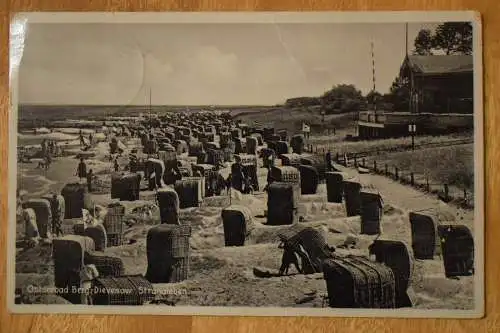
[377,145,473,188]
[362,144,475,205]
[234,108,356,134]
[308,132,472,155]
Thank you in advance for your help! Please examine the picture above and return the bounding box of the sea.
[17,128,97,148]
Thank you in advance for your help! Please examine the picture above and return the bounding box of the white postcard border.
[7,11,484,318]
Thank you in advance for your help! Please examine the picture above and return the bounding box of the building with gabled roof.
[400,54,473,114]
[357,54,474,139]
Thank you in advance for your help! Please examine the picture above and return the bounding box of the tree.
[432,22,473,55]
[365,91,383,106]
[413,29,433,55]
[285,97,321,108]
[320,84,366,113]
[386,77,410,112]
[411,22,473,56]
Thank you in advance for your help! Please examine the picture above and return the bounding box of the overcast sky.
[19,22,440,105]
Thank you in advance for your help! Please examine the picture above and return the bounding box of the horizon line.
[18,103,280,107]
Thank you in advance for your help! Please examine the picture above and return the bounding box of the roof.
[401,55,473,75]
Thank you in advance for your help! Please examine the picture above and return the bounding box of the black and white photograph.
[8,12,484,317]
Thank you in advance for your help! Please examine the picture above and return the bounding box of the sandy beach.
[15,135,475,309]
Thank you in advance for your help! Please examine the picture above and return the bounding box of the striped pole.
[371,41,377,113]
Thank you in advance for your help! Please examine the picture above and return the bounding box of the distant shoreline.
[18,104,275,108]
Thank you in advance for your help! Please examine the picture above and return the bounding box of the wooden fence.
[335,154,474,209]
[301,142,474,209]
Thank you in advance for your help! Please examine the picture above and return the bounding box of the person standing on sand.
[79,264,99,305]
[244,176,254,194]
[225,174,232,194]
[325,150,332,172]
[54,142,60,156]
[41,139,48,157]
[263,166,273,192]
[44,154,52,170]
[51,193,63,237]
[76,158,87,184]
[86,169,94,192]
[114,159,119,172]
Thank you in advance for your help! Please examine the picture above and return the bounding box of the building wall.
[357,112,473,140]
[414,72,473,114]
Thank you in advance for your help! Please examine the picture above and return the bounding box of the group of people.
[36,139,60,170]
[79,130,94,149]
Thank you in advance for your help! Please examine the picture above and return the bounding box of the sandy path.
[334,164,474,229]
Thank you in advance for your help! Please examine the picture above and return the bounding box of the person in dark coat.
[245,176,254,194]
[325,150,332,172]
[263,166,273,192]
[114,159,119,172]
[230,162,244,192]
[86,169,94,192]
[41,139,48,157]
[129,156,137,172]
[77,158,87,183]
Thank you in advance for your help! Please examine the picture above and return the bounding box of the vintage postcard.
[8,11,484,318]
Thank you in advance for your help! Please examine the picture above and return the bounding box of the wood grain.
[1,1,498,332]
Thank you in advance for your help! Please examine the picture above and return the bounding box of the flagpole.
[371,41,377,115]
[406,22,412,114]
[149,87,152,133]
[405,22,409,56]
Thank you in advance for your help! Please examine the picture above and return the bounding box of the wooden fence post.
[426,177,430,192]
[373,160,377,172]
[354,156,357,167]
[464,189,467,202]
[410,172,414,186]
[444,184,449,200]
[385,163,388,176]
[395,167,399,180]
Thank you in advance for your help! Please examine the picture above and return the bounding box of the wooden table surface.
[1,1,498,332]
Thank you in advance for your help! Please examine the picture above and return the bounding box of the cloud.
[184,46,239,81]
[19,22,432,105]
[137,45,313,105]
[139,46,241,105]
